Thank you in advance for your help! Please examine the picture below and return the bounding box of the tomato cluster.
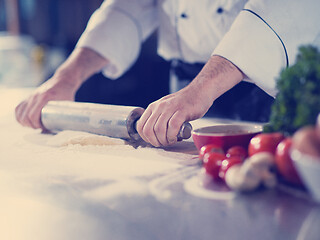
[198,132,303,186]
[249,132,303,185]
[199,144,246,181]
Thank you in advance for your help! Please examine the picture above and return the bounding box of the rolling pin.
[41,101,192,142]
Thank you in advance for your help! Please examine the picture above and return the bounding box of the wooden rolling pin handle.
[177,122,192,141]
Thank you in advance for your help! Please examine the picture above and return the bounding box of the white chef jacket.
[76,0,320,97]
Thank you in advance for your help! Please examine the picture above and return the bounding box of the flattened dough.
[47,130,126,147]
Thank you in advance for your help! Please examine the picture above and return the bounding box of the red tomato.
[203,152,225,179]
[218,156,242,180]
[275,138,303,186]
[199,144,224,161]
[226,146,248,160]
[248,132,285,156]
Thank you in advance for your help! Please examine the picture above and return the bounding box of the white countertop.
[1,87,319,240]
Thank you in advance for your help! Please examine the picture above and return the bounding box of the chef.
[15,0,320,147]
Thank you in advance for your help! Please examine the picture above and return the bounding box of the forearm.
[189,55,244,105]
[53,47,109,91]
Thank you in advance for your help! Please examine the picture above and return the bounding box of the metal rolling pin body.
[41,101,192,142]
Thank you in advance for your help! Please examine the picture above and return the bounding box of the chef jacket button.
[217,7,224,14]
[180,13,188,18]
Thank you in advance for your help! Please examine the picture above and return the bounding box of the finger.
[136,109,151,141]
[20,96,41,129]
[15,101,26,125]
[27,97,47,129]
[15,101,33,128]
[21,103,37,129]
[141,112,162,147]
[153,111,173,146]
[167,111,186,144]
[136,109,161,146]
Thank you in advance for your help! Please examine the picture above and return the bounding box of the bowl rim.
[191,123,263,137]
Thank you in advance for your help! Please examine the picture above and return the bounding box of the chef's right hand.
[15,73,79,129]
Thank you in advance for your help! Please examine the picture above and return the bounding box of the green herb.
[264,45,320,135]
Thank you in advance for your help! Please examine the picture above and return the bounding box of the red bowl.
[192,124,263,151]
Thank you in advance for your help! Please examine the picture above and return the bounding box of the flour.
[82,179,149,201]
[46,130,126,147]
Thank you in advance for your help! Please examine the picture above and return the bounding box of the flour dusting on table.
[46,130,126,147]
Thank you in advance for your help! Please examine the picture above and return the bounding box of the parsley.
[264,45,320,135]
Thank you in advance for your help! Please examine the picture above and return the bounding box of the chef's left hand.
[136,85,211,147]
[135,55,244,147]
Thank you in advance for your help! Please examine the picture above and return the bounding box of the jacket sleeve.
[212,0,320,97]
[76,0,158,79]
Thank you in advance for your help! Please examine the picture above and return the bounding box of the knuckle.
[149,100,172,112]
[39,93,50,103]
[157,101,171,110]
[147,102,157,111]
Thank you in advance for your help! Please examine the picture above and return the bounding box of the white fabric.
[76,0,320,96]
[213,0,320,97]
[76,0,158,79]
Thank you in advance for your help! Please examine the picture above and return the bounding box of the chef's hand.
[15,75,79,129]
[136,55,244,147]
[136,85,211,147]
[15,47,109,129]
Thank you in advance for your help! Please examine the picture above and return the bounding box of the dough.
[47,130,126,147]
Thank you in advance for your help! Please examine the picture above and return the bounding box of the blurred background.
[0,0,170,108]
